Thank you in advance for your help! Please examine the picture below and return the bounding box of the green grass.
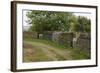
[24,37,68,50]
[23,37,90,60]
[70,49,90,60]
[23,47,53,62]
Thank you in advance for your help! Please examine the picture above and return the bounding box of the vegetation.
[24,37,68,50]
[72,16,91,32]
[23,10,91,62]
[23,38,90,62]
[26,10,91,33]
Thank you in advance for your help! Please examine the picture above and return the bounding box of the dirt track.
[23,41,72,62]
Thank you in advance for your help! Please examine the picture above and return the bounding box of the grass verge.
[23,37,90,60]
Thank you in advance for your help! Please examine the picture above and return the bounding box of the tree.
[72,16,91,32]
[26,10,73,33]
[26,10,91,33]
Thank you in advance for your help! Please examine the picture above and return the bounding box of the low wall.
[52,31,73,47]
[74,33,91,53]
[24,31,91,54]
[23,31,38,39]
[42,31,53,40]
[43,31,90,54]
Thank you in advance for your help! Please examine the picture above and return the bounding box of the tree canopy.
[26,10,91,33]
[70,16,91,32]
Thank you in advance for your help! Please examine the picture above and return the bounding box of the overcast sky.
[73,12,91,19]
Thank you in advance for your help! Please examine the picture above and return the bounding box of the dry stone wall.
[24,31,90,54]
[74,33,91,53]
[42,31,90,53]
[52,31,73,47]
[23,31,38,39]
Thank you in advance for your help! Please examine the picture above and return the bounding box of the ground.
[23,38,89,62]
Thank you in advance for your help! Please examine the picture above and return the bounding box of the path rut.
[24,41,72,61]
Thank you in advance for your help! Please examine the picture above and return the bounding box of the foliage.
[72,16,91,32]
[26,10,91,33]
[26,10,73,33]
